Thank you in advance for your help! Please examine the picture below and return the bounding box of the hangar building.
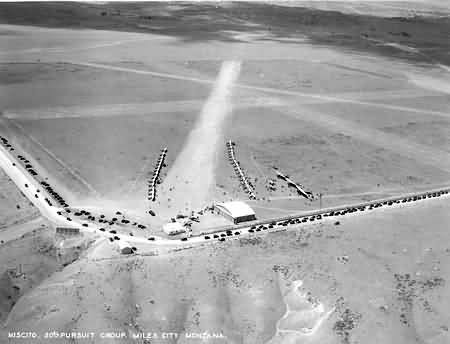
[215,201,256,224]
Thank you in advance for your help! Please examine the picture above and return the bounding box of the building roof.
[117,240,133,254]
[163,222,185,234]
[215,201,255,218]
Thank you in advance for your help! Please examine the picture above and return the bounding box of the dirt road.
[157,61,242,215]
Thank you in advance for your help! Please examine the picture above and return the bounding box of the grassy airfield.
[0,1,449,343]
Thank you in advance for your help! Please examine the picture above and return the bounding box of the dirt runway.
[157,61,242,216]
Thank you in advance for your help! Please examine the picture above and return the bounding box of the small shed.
[56,227,80,236]
[117,240,133,255]
[163,222,186,236]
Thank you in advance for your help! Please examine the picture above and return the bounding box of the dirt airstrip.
[0,1,449,343]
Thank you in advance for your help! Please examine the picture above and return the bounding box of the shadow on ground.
[0,2,449,65]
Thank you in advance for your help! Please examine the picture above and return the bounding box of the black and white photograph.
[0,0,449,343]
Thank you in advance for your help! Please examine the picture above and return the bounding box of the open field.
[279,1,450,18]
[1,55,449,219]
[0,168,92,324]
[0,2,449,64]
[2,195,449,344]
[0,1,449,342]
[0,168,38,229]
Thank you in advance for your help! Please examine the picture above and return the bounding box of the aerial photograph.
[0,0,449,343]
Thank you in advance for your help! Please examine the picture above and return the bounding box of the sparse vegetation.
[0,2,449,342]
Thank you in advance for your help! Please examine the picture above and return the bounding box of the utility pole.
[319,192,322,209]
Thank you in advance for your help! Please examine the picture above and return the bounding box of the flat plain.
[0,1,449,343]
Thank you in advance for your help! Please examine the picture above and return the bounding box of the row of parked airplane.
[226,140,256,200]
[148,147,167,202]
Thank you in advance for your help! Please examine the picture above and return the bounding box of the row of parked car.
[148,147,167,202]
[262,191,448,229]
[1,136,70,208]
[62,208,149,230]
[195,189,449,244]
[1,136,14,153]
[21,160,37,175]
[226,140,257,200]
[203,229,242,242]
[39,181,69,208]
[55,205,144,250]
[55,207,149,244]
[1,136,149,248]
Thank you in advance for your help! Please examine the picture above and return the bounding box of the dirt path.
[157,61,242,215]
[68,61,450,118]
[69,60,215,86]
